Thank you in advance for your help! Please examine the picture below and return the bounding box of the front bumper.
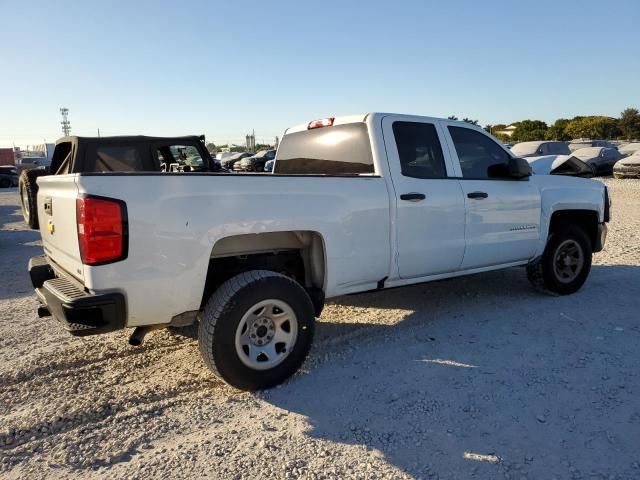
[594,223,607,253]
[29,255,126,336]
[613,166,640,178]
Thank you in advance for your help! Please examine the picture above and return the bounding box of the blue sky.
[1,0,639,147]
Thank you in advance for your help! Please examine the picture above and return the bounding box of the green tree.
[565,116,619,139]
[510,120,548,142]
[462,117,479,125]
[545,119,571,141]
[619,108,640,140]
[447,115,458,120]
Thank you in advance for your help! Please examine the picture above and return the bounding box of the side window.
[95,146,144,172]
[448,126,512,179]
[156,144,203,172]
[392,122,447,179]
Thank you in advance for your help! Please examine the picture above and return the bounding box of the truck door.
[441,122,541,269]
[382,116,466,279]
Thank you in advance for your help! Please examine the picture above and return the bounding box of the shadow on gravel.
[0,191,43,300]
[266,264,640,479]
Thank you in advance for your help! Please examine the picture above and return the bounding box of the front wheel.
[198,270,315,390]
[527,224,592,295]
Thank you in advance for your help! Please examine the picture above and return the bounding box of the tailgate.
[37,175,84,281]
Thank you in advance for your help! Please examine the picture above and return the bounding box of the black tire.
[0,177,10,188]
[527,224,592,295]
[19,169,47,229]
[198,270,315,390]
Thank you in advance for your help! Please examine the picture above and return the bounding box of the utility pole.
[60,108,71,136]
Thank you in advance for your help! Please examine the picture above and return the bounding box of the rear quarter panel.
[76,174,391,326]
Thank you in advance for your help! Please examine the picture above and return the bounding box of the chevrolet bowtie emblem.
[47,220,55,235]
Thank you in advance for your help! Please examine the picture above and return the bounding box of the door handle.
[467,192,488,199]
[400,193,426,201]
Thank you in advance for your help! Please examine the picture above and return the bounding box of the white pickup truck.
[29,113,610,390]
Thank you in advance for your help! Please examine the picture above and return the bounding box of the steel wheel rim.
[235,299,298,371]
[553,239,584,284]
[21,186,30,218]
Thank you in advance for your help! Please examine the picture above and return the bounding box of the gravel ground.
[1,179,639,480]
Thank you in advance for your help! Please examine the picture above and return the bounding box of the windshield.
[572,147,602,159]
[510,143,540,156]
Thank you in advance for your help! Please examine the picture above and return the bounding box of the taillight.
[307,117,335,129]
[76,196,127,265]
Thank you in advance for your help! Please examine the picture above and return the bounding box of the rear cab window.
[274,123,375,175]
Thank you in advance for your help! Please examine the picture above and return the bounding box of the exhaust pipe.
[128,324,167,347]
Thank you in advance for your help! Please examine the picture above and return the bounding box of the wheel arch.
[547,209,599,251]
[200,230,327,316]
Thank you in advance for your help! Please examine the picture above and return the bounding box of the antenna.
[60,108,71,136]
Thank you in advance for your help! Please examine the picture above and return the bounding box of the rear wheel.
[527,224,592,295]
[19,169,47,229]
[198,270,315,390]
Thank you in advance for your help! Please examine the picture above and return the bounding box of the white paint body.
[37,113,608,327]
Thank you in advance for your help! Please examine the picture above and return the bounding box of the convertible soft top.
[51,135,211,174]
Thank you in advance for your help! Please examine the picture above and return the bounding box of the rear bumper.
[594,223,607,253]
[29,255,126,336]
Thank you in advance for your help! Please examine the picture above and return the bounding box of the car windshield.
[254,150,271,158]
[510,143,541,156]
[572,147,602,159]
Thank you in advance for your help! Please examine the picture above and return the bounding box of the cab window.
[393,122,447,179]
[448,126,512,179]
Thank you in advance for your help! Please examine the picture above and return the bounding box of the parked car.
[15,156,51,173]
[234,150,276,172]
[221,152,253,170]
[613,150,640,178]
[264,159,275,172]
[0,165,18,187]
[511,141,571,157]
[526,155,594,177]
[568,139,616,152]
[571,147,622,175]
[216,151,236,163]
[618,142,640,157]
[30,113,610,391]
[19,135,217,229]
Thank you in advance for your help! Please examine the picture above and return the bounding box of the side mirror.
[509,157,532,179]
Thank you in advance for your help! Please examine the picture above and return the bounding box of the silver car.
[613,150,640,178]
[511,141,571,157]
[568,139,616,152]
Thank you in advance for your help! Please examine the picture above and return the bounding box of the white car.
[613,150,640,178]
[511,141,571,157]
[526,155,594,177]
[618,142,640,157]
[30,113,610,390]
